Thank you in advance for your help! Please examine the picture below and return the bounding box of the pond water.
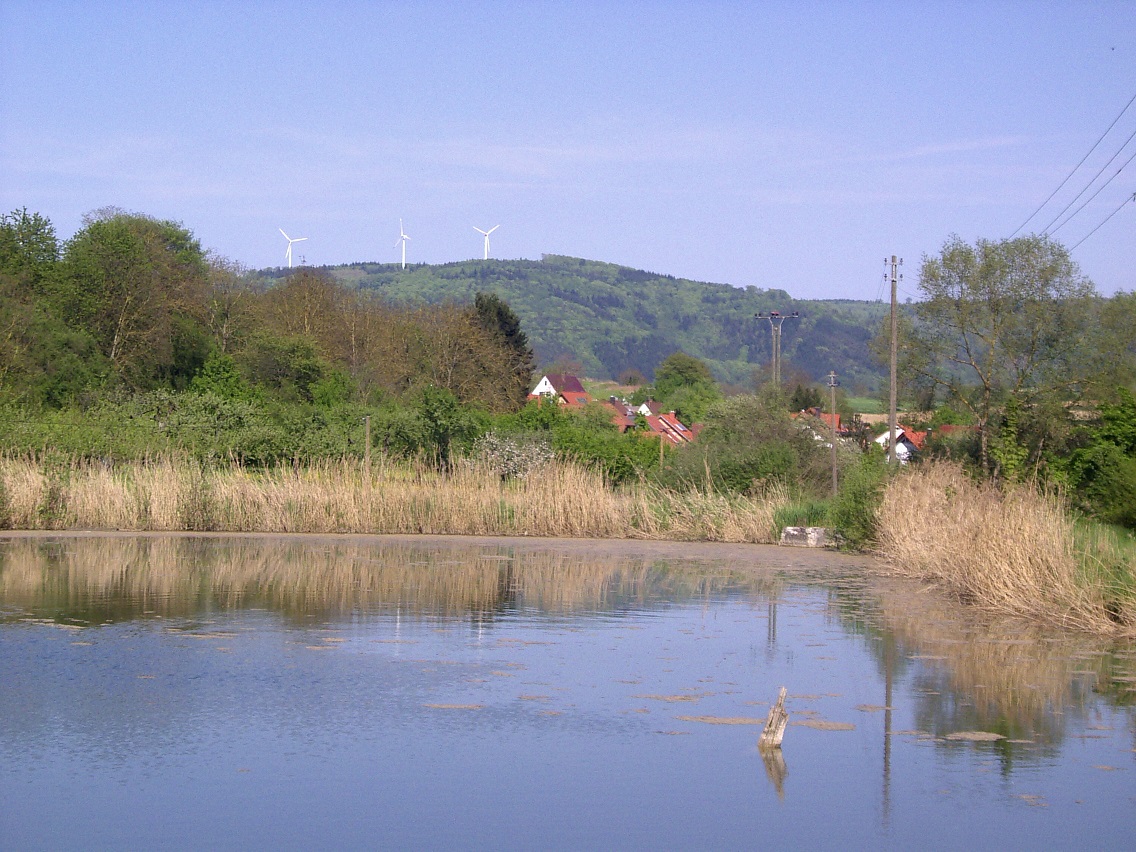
[1,533,1134,850]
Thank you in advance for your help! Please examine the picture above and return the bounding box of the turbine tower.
[279,228,308,268]
[394,219,411,269]
[473,225,499,260]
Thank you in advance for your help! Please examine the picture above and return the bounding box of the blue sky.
[2,1,1134,299]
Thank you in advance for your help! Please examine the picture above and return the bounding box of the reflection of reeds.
[0,534,781,621]
[870,577,1135,743]
[876,462,1134,635]
[0,456,785,543]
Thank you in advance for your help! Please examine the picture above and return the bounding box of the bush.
[828,450,888,549]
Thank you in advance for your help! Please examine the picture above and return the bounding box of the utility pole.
[827,370,839,497]
[756,311,800,388]
[887,257,902,466]
[363,415,372,475]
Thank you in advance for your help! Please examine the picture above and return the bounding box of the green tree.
[0,208,59,292]
[53,209,211,388]
[190,351,253,401]
[899,235,1100,473]
[789,383,822,411]
[475,291,535,407]
[653,351,722,422]
[654,351,716,397]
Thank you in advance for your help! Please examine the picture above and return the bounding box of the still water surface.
[1,533,1134,850]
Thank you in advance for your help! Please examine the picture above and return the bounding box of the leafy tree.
[654,351,716,398]
[1057,389,1136,527]
[652,351,722,423]
[237,333,328,402]
[53,210,211,388]
[0,208,59,291]
[898,235,1100,473]
[789,383,822,411]
[415,385,484,467]
[474,291,535,406]
[190,351,254,401]
[205,256,257,355]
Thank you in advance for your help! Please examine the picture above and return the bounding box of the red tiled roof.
[645,411,696,446]
[561,392,593,407]
[602,399,638,432]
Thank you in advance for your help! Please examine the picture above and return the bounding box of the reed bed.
[876,462,1136,635]
[0,455,787,544]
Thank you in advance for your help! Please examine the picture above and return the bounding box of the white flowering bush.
[473,432,555,480]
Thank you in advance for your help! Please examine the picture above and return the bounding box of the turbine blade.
[474,226,487,235]
[488,225,500,234]
[279,228,290,239]
[295,237,308,242]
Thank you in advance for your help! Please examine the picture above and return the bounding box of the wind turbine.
[279,228,308,268]
[394,219,410,269]
[473,225,499,260]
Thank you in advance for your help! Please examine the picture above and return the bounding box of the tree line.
[0,207,534,412]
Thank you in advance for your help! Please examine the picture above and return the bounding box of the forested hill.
[260,256,891,392]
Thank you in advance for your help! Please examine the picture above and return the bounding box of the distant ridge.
[257,256,890,391]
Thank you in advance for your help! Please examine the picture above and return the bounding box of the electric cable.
[1041,124,1136,234]
[1069,191,1136,250]
[1010,88,1136,238]
[1050,146,1136,235]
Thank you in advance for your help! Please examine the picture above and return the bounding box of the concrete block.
[779,526,839,548]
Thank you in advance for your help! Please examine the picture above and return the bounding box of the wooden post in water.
[759,686,789,749]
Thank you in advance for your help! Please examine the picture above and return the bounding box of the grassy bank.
[0,455,788,544]
[875,462,1136,635]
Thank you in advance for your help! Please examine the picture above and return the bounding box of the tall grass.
[0,454,788,544]
[876,462,1136,635]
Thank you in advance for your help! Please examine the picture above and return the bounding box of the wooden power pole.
[887,256,901,466]
[827,371,839,496]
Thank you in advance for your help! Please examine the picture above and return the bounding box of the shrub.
[828,450,887,549]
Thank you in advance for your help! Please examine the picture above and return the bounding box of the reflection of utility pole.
[882,633,895,828]
[886,257,902,466]
[766,598,778,659]
[756,311,800,388]
[827,371,839,497]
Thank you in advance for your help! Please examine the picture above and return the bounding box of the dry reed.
[876,461,1135,635]
[0,455,788,544]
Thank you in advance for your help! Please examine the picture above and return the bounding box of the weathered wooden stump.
[759,686,788,749]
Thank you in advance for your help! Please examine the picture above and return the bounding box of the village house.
[528,375,700,447]
[600,395,699,446]
[528,373,593,407]
[873,425,928,462]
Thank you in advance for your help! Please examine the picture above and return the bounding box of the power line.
[1041,123,1136,234]
[1050,146,1136,235]
[1069,191,1136,250]
[1011,88,1136,238]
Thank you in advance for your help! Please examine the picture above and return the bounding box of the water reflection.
[828,576,1136,766]
[1,533,1134,848]
[0,534,785,625]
